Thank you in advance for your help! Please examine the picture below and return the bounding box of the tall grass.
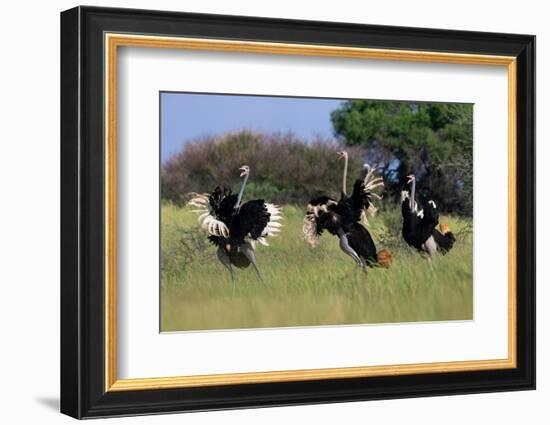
[161,203,472,332]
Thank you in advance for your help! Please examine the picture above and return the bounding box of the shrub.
[161,130,367,205]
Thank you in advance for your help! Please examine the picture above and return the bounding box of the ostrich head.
[336,151,348,160]
[235,165,251,210]
[239,165,250,177]
[406,174,416,185]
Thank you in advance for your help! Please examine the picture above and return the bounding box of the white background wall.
[0,0,545,423]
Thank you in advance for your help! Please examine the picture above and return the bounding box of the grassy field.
[161,202,473,332]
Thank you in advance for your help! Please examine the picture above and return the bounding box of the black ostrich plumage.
[189,166,282,285]
[305,178,379,266]
[206,186,271,250]
[401,177,456,256]
[401,195,438,250]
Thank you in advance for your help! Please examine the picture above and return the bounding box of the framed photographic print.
[60,6,535,419]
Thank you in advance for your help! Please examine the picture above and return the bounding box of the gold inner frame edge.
[104,33,518,392]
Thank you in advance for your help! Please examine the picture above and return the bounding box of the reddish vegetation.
[162,130,366,205]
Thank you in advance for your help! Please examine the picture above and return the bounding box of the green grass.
[161,203,473,332]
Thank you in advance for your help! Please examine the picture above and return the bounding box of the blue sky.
[160,92,343,162]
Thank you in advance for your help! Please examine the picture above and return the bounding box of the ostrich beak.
[406,174,415,184]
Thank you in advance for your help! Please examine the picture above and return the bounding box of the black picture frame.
[61,5,535,419]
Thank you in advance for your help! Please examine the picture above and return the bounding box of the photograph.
[57,4,536,419]
[160,92,474,332]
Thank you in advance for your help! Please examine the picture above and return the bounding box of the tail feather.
[432,223,456,254]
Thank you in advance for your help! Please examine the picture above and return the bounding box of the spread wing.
[231,200,283,247]
[188,186,237,237]
[349,165,384,226]
[303,195,340,247]
[416,199,440,244]
[421,200,439,229]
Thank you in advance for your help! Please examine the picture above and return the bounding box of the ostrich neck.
[235,174,249,209]
[342,155,348,196]
[409,179,416,212]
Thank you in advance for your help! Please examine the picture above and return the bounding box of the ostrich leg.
[337,230,364,267]
[217,246,236,289]
[241,244,264,283]
[422,235,437,258]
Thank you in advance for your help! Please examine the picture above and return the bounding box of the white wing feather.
[262,203,283,239]
[361,165,385,226]
[303,203,320,247]
[301,199,336,247]
[242,203,283,248]
[188,193,229,237]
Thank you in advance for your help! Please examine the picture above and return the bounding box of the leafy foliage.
[331,101,473,215]
[162,100,473,215]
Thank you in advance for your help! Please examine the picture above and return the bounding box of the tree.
[331,100,473,215]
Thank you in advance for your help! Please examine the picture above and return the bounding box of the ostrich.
[303,151,392,268]
[401,174,456,257]
[188,165,282,287]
